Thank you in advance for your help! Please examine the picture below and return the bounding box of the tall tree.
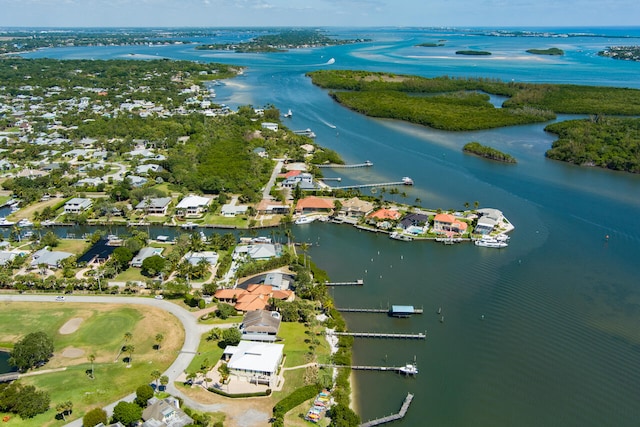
[154,333,164,350]
[9,331,54,372]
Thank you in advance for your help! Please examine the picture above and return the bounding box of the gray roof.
[131,247,162,267]
[242,310,281,335]
[136,197,172,210]
[142,397,193,427]
[30,248,73,268]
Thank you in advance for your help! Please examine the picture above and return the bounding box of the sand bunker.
[59,317,84,335]
[61,347,85,358]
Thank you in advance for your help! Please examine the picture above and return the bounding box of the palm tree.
[88,353,96,379]
[414,197,422,207]
[299,242,310,268]
[124,344,135,365]
[151,369,162,389]
[160,375,169,391]
[464,202,470,210]
[155,333,164,351]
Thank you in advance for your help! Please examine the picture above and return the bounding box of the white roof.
[227,341,284,375]
[176,195,211,209]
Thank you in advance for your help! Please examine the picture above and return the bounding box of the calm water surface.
[22,27,640,426]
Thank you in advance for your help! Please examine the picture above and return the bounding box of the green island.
[463,142,517,163]
[526,47,564,55]
[416,41,445,47]
[544,117,640,173]
[598,46,640,61]
[455,50,491,55]
[196,29,369,53]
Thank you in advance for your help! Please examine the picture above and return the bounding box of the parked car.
[154,295,164,300]
[55,296,65,301]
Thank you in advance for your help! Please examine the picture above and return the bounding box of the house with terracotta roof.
[367,208,402,221]
[295,196,335,214]
[433,213,468,235]
[215,284,294,312]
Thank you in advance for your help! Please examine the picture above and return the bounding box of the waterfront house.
[281,172,316,190]
[295,196,335,214]
[399,213,429,230]
[338,197,375,219]
[215,284,294,312]
[64,197,92,214]
[255,199,290,215]
[136,197,172,216]
[222,340,284,387]
[0,251,17,266]
[131,247,163,268]
[141,396,193,427]
[433,213,468,235]
[175,195,211,216]
[240,310,281,342]
[232,243,281,261]
[30,247,73,269]
[221,203,249,217]
[474,208,504,234]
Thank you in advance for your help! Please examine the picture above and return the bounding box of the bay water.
[21,27,640,426]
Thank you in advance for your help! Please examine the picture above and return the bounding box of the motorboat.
[284,109,292,118]
[0,217,15,227]
[398,363,418,375]
[402,177,414,185]
[295,216,316,225]
[181,222,197,229]
[390,231,413,241]
[475,236,508,248]
[17,219,33,227]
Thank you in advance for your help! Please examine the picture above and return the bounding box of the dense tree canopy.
[0,383,50,419]
[83,407,108,427]
[112,401,142,426]
[9,331,54,372]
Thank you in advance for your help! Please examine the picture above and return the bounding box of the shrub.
[83,408,107,427]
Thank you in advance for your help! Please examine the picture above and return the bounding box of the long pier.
[330,181,411,190]
[324,279,364,286]
[336,307,424,314]
[318,364,417,374]
[317,161,373,168]
[359,393,414,427]
[326,331,426,340]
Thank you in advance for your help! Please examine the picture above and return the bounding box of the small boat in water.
[17,219,33,227]
[402,177,414,185]
[398,362,418,375]
[295,216,316,225]
[0,217,15,227]
[181,222,197,229]
[474,236,508,248]
[390,231,413,241]
[284,109,292,118]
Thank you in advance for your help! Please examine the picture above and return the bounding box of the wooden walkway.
[325,279,364,286]
[317,161,373,168]
[330,181,410,190]
[336,307,424,314]
[318,364,417,374]
[359,392,414,427]
[327,331,426,340]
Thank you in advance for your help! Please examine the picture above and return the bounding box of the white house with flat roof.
[223,340,284,387]
[176,195,211,216]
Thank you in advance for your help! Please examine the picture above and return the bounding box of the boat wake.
[320,119,337,129]
[325,57,336,65]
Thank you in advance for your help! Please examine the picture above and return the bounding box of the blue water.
[20,27,640,426]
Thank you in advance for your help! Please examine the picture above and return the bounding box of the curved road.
[0,295,231,426]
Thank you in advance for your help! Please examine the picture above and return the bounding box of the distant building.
[261,122,279,132]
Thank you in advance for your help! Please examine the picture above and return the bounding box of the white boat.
[402,177,414,185]
[17,219,33,227]
[398,363,418,375]
[284,109,292,118]
[475,236,508,248]
[0,218,15,227]
[295,216,316,225]
[181,222,197,229]
[42,219,55,226]
[495,234,510,242]
[390,231,413,242]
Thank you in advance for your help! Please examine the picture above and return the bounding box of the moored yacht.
[475,235,508,248]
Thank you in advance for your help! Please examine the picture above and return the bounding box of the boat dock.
[359,392,414,427]
[336,306,423,315]
[318,364,417,374]
[317,161,373,168]
[326,331,426,340]
[324,279,364,286]
[330,181,412,190]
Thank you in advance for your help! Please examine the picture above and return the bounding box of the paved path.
[262,159,284,199]
[0,295,242,426]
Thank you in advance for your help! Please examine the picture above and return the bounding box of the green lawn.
[53,239,91,256]
[279,322,331,368]
[0,302,184,427]
[114,267,147,282]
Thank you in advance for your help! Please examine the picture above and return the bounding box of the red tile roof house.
[215,284,295,312]
[295,196,335,215]
[433,213,469,236]
[367,208,403,221]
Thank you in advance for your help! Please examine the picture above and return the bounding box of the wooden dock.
[318,364,417,374]
[330,181,411,190]
[326,331,426,340]
[336,307,424,314]
[324,279,364,286]
[317,161,373,168]
[359,392,414,427]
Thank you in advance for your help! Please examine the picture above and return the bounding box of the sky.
[0,0,638,28]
